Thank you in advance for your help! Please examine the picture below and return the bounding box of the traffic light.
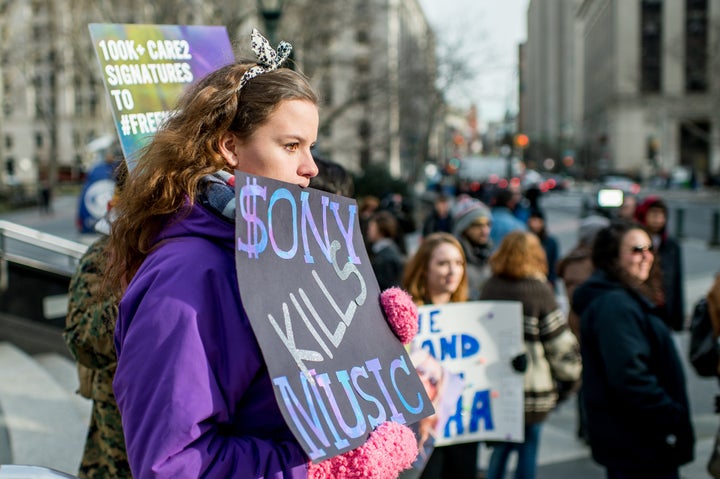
[514,133,530,149]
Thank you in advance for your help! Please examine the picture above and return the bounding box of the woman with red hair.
[480,231,581,479]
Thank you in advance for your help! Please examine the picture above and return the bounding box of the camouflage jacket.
[64,235,131,478]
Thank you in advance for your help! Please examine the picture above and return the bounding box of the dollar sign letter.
[238,177,268,259]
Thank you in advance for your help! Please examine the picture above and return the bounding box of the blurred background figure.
[77,147,123,234]
[310,155,355,197]
[490,188,527,247]
[557,216,611,336]
[366,210,405,290]
[422,193,454,237]
[524,185,542,216]
[708,273,720,362]
[556,214,610,444]
[511,186,532,224]
[573,221,694,479]
[401,232,479,479]
[480,231,581,479]
[527,209,560,291]
[39,178,52,215]
[358,195,381,249]
[618,194,638,222]
[381,192,416,255]
[635,195,685,331]
[451,197,493,299]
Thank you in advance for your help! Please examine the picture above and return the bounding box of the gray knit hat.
[451,198,492,237]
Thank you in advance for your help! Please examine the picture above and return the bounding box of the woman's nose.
[300,151,318,179]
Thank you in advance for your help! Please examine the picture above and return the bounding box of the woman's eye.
[285,142,299,152]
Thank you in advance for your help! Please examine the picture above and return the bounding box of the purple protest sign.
[234,171,434,463]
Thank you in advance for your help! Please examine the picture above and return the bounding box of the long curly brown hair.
[105,62,318,295]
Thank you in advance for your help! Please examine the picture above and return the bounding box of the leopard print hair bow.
[238,28,292,91]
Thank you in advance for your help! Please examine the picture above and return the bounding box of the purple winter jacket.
[113,202,308,478]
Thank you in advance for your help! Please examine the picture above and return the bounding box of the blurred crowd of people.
[357,181,703,479]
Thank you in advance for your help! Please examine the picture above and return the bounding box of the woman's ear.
[219,132,239,168]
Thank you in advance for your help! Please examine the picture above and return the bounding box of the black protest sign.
[234,171,434,462]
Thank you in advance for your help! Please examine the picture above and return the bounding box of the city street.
[1,186,720,478]
[0,0,717,476]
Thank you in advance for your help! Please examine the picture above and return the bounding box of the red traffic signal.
[514,133,529,149]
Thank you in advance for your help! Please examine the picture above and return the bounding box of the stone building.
[521,0,720,182]
[520,0,582,172]
[582,0,720,182]
[0,0,438,194]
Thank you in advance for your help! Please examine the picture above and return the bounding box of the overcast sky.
[417,0,530,124]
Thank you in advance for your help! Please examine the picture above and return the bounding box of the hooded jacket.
[573,270,694,474]
[113,201,308,478]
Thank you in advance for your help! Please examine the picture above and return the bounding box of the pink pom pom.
[308,422,418,479]
[307,460,333,479]
[380,287,418,345]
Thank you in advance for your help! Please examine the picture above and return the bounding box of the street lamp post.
[256,0,284,46]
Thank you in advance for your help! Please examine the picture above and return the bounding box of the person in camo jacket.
[64,161,131,479]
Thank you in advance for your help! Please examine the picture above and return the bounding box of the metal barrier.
[0,465,78,478]
[0,220,89,334]
[0,220,88,292]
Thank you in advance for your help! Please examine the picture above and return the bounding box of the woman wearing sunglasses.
[573,221,695,479]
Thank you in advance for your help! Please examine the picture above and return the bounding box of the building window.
[640,0,662,93]
[359,120,371,141]
[357,83,370,103]
[356,28,370,44]
[6,158,15,176]
[74,75,83,115]
[685,0,707,92]
[89,92,98,115]
[360,148,371,169]
[5,135,12,149]
[35,132,43,148]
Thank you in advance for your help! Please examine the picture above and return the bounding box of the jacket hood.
[573,269,656,317]
[156,200,235,250]
[572,270,620,316]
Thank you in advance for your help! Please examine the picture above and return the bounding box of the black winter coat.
[573,270,694,475]
[656,235,685,331]
[369,240,404,291]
